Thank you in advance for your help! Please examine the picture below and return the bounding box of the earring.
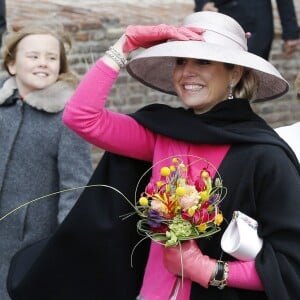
[228,83,234,100]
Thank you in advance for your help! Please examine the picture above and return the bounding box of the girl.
[0,24,92,300]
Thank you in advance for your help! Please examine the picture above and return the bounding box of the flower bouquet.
[132,156,226,247]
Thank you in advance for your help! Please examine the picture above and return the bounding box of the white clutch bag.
[221,211,263,261]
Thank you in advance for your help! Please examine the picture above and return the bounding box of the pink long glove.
[163,240,216,288]
[123,24,205,52]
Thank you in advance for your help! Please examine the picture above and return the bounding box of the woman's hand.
[123,24,205,52]
[163,240,216,288]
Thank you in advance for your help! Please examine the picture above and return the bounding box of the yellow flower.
[197,223,207,232]
[207,204,214,212]
[170,165,176,172]
[161,167,171,177]
[176,186,186,197]
[188,206,197,216]
[139,197,148,206]
[172,157,179,164]
[174,203,181,213]
[165,184,170,193]
[156,181,163,188]
[201,170,210,179]
[200,190,209,201]
[214,213,223,225]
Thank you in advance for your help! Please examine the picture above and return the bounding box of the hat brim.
[126,41,289,102]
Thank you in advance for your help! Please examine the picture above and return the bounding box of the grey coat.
[0,77,93,299]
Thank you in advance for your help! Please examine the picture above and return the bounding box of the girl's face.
[8,34,61,97]
[173,58,242,114]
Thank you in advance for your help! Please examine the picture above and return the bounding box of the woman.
[0,25,92,300]
[7,12,300,300]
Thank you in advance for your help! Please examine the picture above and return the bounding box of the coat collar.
[0,77,74,113]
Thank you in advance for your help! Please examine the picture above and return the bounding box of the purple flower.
[147,209,164,228]
[208,194,218,204]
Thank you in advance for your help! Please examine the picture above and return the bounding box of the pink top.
[63,59,264,298]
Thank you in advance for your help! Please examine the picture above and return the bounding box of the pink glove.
[163,240,216,288]
[123,24,205,52]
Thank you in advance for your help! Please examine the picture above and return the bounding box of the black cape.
[7,100,300,299]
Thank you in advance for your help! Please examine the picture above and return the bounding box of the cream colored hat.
[126,11,289,102]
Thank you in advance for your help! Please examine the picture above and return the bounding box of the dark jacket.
[194,0,299,60]
[7,100,300,300]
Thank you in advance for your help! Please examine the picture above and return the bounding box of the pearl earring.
[228,83,234,100]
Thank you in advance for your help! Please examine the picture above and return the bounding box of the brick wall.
[3,0,300,165]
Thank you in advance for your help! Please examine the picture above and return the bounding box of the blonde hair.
[234,68,259,100]
[1,24,79,88]
[225,63,259,100]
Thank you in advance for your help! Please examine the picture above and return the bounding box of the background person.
[0,24,92,299]
[0,0,5,47]
[194,0,300,60]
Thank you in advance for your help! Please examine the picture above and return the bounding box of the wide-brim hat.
[126,11,289,102]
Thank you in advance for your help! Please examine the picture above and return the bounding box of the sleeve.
[254,147,300,299]
[275,0,299,40]
[227,260,264,290]
[56,124,93,223]
[63,59,156,161]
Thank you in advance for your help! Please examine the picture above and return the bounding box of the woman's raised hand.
[123,24,205,52]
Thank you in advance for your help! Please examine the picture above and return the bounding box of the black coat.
[7,100,300,299]
[194,0,299,60]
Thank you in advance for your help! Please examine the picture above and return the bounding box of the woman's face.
[173,58,242,114]
[8,34,61,97]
